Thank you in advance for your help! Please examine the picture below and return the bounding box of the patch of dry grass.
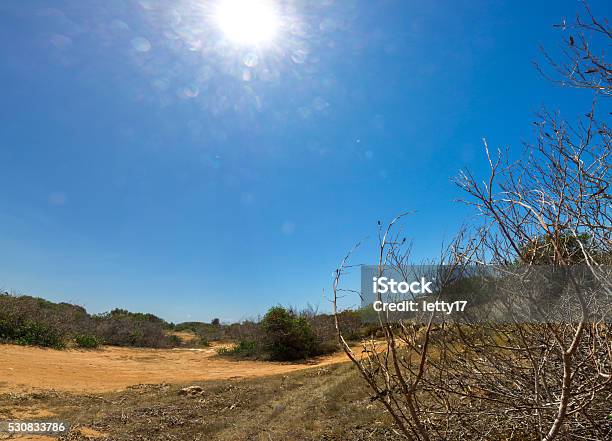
[0,363,403,441]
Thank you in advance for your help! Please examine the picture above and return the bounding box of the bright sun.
[215,0,280,45]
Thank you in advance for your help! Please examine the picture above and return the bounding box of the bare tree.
[536,0,611,96]
[333,3,611,440]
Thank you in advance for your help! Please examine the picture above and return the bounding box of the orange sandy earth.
[0,343,354,394]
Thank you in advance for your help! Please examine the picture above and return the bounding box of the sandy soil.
[0,344,352,394]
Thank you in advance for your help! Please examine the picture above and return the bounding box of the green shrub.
[94,316,179,348]
[217,340,259,357]
[0,319,65,349]
[199,337,211,347]
[360,323,383,338]
[167,334,182,347]
[19,322,65,349]
[74,334,101,348]
[0,319,14,340]
[0,293,180,349]
[315,339,339,355]
[261,306,317,361]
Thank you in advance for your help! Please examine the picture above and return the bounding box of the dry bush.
[333,3,611,439]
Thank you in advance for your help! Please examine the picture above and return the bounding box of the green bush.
[261,306,317,361]
[74,334,101,349]
[19,322,65,349]
[360,323,383,338]
[199,337,211,347]
[0,293,180,349]
[217,340,259,357]
[315,339,339,355]
[0,319,65,349]
[93,316,178,348]
[167,334,182,347]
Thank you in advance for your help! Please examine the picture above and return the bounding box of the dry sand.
[0,343,351,394]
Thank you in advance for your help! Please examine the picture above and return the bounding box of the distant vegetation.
[0,292,370,355]
[216,306,366,361]
[0,293,179,349]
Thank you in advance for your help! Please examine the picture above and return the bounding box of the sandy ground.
[0,343,352,394]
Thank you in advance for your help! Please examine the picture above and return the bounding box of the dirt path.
[0,344,352,394]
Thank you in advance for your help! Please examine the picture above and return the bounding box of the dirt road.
[0,344,352,394]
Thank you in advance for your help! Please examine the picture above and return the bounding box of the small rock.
[179,386,204,396]
[272,404,285,416]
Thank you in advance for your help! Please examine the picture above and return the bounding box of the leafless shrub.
[535,0,611,96]
[333,3,611,439]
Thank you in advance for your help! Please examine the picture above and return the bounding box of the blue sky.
[0,0,606,322]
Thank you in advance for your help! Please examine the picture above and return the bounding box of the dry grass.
[0,363,403,441]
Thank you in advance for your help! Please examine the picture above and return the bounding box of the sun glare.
[215,0,280,46]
